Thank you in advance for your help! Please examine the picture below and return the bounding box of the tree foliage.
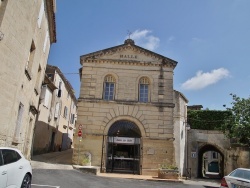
[222,94,250,146]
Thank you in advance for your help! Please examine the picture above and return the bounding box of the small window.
[139,77,149,102]
[212,152,218,159]
[63,106,68,119]
[58,81,62,97]
[103,75,115,100]
[70,114,75,124]
[25,40,36,80]
[34,65,42,95]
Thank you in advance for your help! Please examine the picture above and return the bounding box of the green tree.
[223,94,250,146]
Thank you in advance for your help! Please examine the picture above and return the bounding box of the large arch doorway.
[106,120,141,174]
[198,144,224,179]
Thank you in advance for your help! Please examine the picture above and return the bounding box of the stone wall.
[188,129,250,177]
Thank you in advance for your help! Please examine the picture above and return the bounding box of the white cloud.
[129,29,160,51]
[181,68,230,90]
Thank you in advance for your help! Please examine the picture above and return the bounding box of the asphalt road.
[32,169,220,188]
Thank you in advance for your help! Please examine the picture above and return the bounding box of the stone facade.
[33,65,77,155]
[73,39,188,176]
[0,0,56,159]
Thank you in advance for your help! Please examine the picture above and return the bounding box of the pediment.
[80,40,177,68]
[100,47,160,62]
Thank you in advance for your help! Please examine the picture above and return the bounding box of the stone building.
[33,65,77,155]
[73,39,188,176]
[0,0,56,158]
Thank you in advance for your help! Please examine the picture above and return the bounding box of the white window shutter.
[43,30,49,53]
[15,103,24,139]
[54,102,60,118]
[40,85,47,100]
[44,88,50,107]
[37,0,44,28]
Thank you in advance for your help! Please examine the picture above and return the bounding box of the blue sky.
[48,0,250,110]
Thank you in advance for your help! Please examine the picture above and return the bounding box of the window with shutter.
[58,81,62,97]
[14,103,24,141]
[25,40,36,80]
[43,30,49,53]
[37,0,44,28]
[63,106,68,119]
[54,102,60,118]
[44,87,52,108]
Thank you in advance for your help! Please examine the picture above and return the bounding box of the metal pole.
[78,137,80,165]
[100,135,104,172]
[186,123,189,180]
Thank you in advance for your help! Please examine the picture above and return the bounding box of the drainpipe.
[185,121,190,179]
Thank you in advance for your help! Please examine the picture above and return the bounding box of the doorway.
[49,132,55,152]
[198,144,224,179]
[105,120,141,174]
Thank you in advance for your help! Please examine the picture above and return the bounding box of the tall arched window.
[139,77,149,102]
[103,75,115,100]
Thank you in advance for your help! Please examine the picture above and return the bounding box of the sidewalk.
[31,148,74,170]
[30,149,220,186]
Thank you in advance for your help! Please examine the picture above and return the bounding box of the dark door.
[106,137,140,174]
[49,132,56,151]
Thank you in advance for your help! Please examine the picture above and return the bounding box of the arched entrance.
[198,144,224,179]
[106,120,141,174]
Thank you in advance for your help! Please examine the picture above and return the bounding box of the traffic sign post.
[78,124,82,130]
[77,127,83,165]
[78,130,82,137]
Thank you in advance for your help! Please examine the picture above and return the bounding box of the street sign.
[78,124,82,130]
[191,152,196,158]
[78,130,82,137]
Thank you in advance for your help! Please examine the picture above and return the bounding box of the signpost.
[77,124,83,165]
[191,152,196,158]
[78,124,82,130]
[78,130,82,137]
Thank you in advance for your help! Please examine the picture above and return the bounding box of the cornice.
[84,58,175,68]
[78,98,175,108]
[45,0,56,43]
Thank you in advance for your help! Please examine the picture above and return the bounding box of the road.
[31,168,220,188]
[31,149,220,188]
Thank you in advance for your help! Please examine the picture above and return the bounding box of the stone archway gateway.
[198,144,224,179]
[105,120,141,174]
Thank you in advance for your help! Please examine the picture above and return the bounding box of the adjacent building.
[0,0,56,158]
[73,39,188,176]
[33,65,77,155]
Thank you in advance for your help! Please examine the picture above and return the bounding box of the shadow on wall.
[32,121,71,155]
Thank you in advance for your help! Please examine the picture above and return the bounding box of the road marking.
[31,184,60,188]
